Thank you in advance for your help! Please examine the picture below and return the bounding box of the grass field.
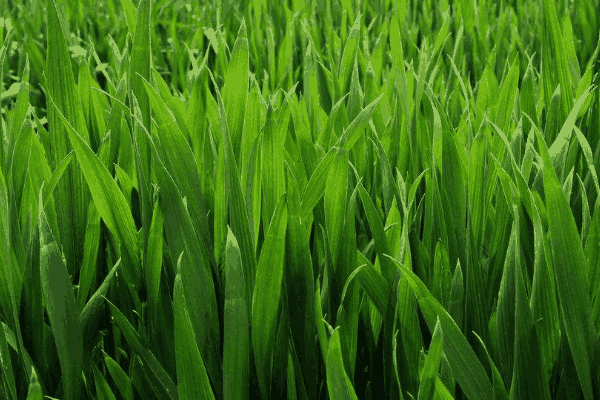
[1,0,600,399]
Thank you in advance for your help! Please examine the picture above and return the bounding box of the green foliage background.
[0,0,600,399]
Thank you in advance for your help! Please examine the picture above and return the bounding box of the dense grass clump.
[1,0,600,399]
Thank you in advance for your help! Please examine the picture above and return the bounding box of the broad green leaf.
[338,93,384,151]
[148,136,221,395]
[529,196,560,380]
[387,256,493,400]
[222,21,249,162]
[418,317,443,400]
[325,147,349,270]
[252,196,288,398]
[5,57,29,177]
[174,263,215,400]
[79,258,120,331]
[0,292,17,400]
[105,299,178,400]
[286,169,318,400]
[46,0,89,277]
[548,86,593,176]
[103,352,133,400]
[145,198,164,329]
[77,201,102,312]
[473,333,509,400]
[39,185,83,400]
[469,131,488,256]
[494,57,519,136]
[537,130,596,400]
[141,77,213,266]
[541,0,575,123]
[354,253,390,317]
[337,13,361,98]
[223,228,249,400]
[25,366,43,400]
[357,182,395,284]
[129,0,152,260]
[93,364,117,400]
[326,328,359,400]
[510,204,550,399]
[262,103,286,230]
[208,67,257,319]
[46,94,142,288]
[300,147,337,223]
[119,0,137,37]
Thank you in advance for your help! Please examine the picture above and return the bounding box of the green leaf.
[103,351,133,400]
[105,298,178,400]
[119,0,137,37]
[325,147,349,270]
[222,21,249,162]
[46,0,89,277]
[39,185,83,400]
[338,93,384,151]
[386,255,493,400]
[326,328,359,400]
[418,317,444,400]
[300,147,337,223]
[223,228,249,400]
[174,260,216,400]
[252,196,288,398]
[46,93,142,288]
[93,364,117,400]
[537,130,596,400]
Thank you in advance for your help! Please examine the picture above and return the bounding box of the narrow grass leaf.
[537,130,596,400]
[223,228,249,400]
[418,317,444,400]
[386,255,493,400]
[222,20,249,161]
[355,252,390,317]
[93,364,117,400]
[338,93,384,151]
[46,94,142,287]
[300,147,337,223]
[45,0,88,277]
[103,351,133,400]
[38,185,82,400]
[326,328,359,400]
[174,267,216,400]
[252,196,288,398]
[104,298,178,400]
[325,147,349,270]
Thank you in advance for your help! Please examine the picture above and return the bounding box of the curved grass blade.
[418,317,444,400]
[104,298,178,400]
[103,351,133,400]
[46,93,142,288]
[93,363,117,400]
[536,130,596,400]
[385,255,493,400]
[300,146,337,223]
[337,93,384,151]
[45,0,89,277]
[38,185,83,400]
[326,328,359,400]
[252,196,288,398]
